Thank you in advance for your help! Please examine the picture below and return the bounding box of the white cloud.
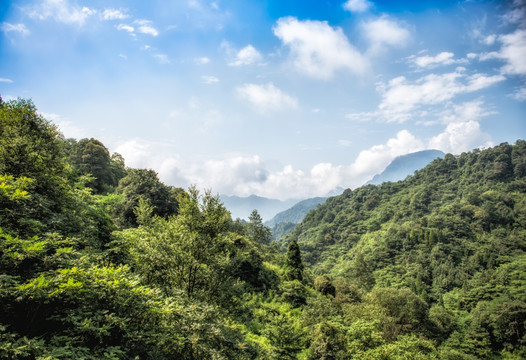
[497,29,526,75]
[102,9,128,20]
[229,45,262,66]
[511,87,526,101]
[197,131,426,199]
[377,71,505,122]
[343,0,373,13]
[273,17,369,79]
[116,24,134,33]
[410,52,465,68]
[465,73,506,91]
[201,75,219,84]
[477,29,526,75]
[501,5,526,27]
[349,130,425,181]
[111,124,490,201]
[138,25,159,36]
[237,83,298,112]
[0,78,13,83]
[134,20,159,36]
[441,100,495,123]
[196,57,211,64]
[483,34,497,45]
[0,22,30,36]
[429,121,488,154]
[362,16,410,53]
[42,112,87,139]
[28,0,96,25]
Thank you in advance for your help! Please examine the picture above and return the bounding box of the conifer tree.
[286,238,304,281]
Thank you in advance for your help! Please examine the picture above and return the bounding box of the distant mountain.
[265,197,328,240]
[265,197,327,228]
[366,149,445,185]
[220,194,299,221]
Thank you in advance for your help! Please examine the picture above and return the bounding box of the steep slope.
[366,149,445,185]
[283,141,526,356]
[289,142,525,275]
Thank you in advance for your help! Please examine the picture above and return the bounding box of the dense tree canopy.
[1,98,525,359]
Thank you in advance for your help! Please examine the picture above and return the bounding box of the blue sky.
[1,0,525,200]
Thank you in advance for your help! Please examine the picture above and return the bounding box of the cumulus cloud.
[348,130,425,182]
[135,20,159,36]
[0,22,30,36]
[428,101,493,154]
[377,71,505,122]
[409,52,467,69]
[116,24,134,33]
[229,45,263,66]
[273,17,369,79]
[477,29,526,75]
[343,0,373,13]
[237,83,298,112]
[111,120,492,202]
[362,16,410,53]
[496,29,526,75]
[102,9,128,20]
[429,121,488,154]
[28,0,96,25]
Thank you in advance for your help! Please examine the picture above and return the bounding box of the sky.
[1,0,525,200]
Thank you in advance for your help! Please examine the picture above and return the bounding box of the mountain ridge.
[366,149,445,185]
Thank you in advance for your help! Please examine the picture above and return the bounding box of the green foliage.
[286,238,304,281]
[284,141,526,358]
[65,138,126,194]
[307,321,347,360]
[248,209,272,245]
[114,168,182,227]
[2,100,525,359]
[314,275,336,297]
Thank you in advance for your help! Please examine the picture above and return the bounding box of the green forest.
[1,97,525,359]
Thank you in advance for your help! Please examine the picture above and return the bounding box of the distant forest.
[1,98,525,359]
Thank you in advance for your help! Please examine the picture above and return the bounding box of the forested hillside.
[283,139,526,358]
[1,98,525,359]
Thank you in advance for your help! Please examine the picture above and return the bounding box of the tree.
[116,187,235,300]
[314,275,336,297]
[66,138,125,194]
[308,321,348,360]
[114,168,181,227]
[247,209,272,245]
[286,239,304,281]
[0,98,76,235]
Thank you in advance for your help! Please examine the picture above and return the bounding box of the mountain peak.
[366,149,445,185]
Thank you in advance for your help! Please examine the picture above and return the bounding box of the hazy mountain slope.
[220,194,298,221]
[366,149,445,185]
[285,140,526,293]
[266,151,443,240]
[265,197,327,228]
